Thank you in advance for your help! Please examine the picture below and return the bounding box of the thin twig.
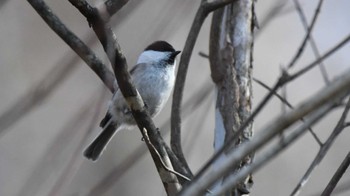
[142,128,191,182]
[287,0,325,68]
[253,77,323,146]
[293,0,330,84]
[291,97,350,196]
[289,34,350,81]
[321,152,350,196]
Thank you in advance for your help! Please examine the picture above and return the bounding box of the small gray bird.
[84,41,181,161]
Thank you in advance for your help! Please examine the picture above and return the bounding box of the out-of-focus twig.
[48,87,107,196]
[16,92,99,196]
[0,53,77,137]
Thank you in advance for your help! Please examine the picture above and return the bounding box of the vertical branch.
[209,0,254,195]
[170,0,236,179]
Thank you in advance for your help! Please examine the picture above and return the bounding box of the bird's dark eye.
[167,51,181,64]
[167,57,175,65]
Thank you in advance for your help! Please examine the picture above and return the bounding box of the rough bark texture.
[210,0,254,195]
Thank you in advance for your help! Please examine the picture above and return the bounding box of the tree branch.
[171,0,236,181]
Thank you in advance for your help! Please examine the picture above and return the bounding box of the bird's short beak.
[171,50,181,58]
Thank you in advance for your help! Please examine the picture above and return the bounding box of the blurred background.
[1,0,350,195]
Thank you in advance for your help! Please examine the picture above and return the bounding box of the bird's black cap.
[145,41,176,52]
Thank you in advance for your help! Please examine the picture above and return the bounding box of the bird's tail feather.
[84,122,118,161]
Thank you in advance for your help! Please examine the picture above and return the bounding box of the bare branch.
[292,0,330,84]
[321,152,350,196]
[27,0,115,92]
[290,34,350,81]
[253,77,323,146]
[287,0,325,68]
[179,67,350,195]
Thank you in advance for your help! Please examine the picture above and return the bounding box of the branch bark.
[170,0,237,182]
[208,0,254,195]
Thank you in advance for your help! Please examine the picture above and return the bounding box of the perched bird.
[84,41,181,161]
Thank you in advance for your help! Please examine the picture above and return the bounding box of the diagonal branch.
[27,0,115,93]
[287,0,325,68]
[289,33,350,81]
[68,0,181,193]
[253,77,323,146]
[321,152,350,196]
[292,0,330,84]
